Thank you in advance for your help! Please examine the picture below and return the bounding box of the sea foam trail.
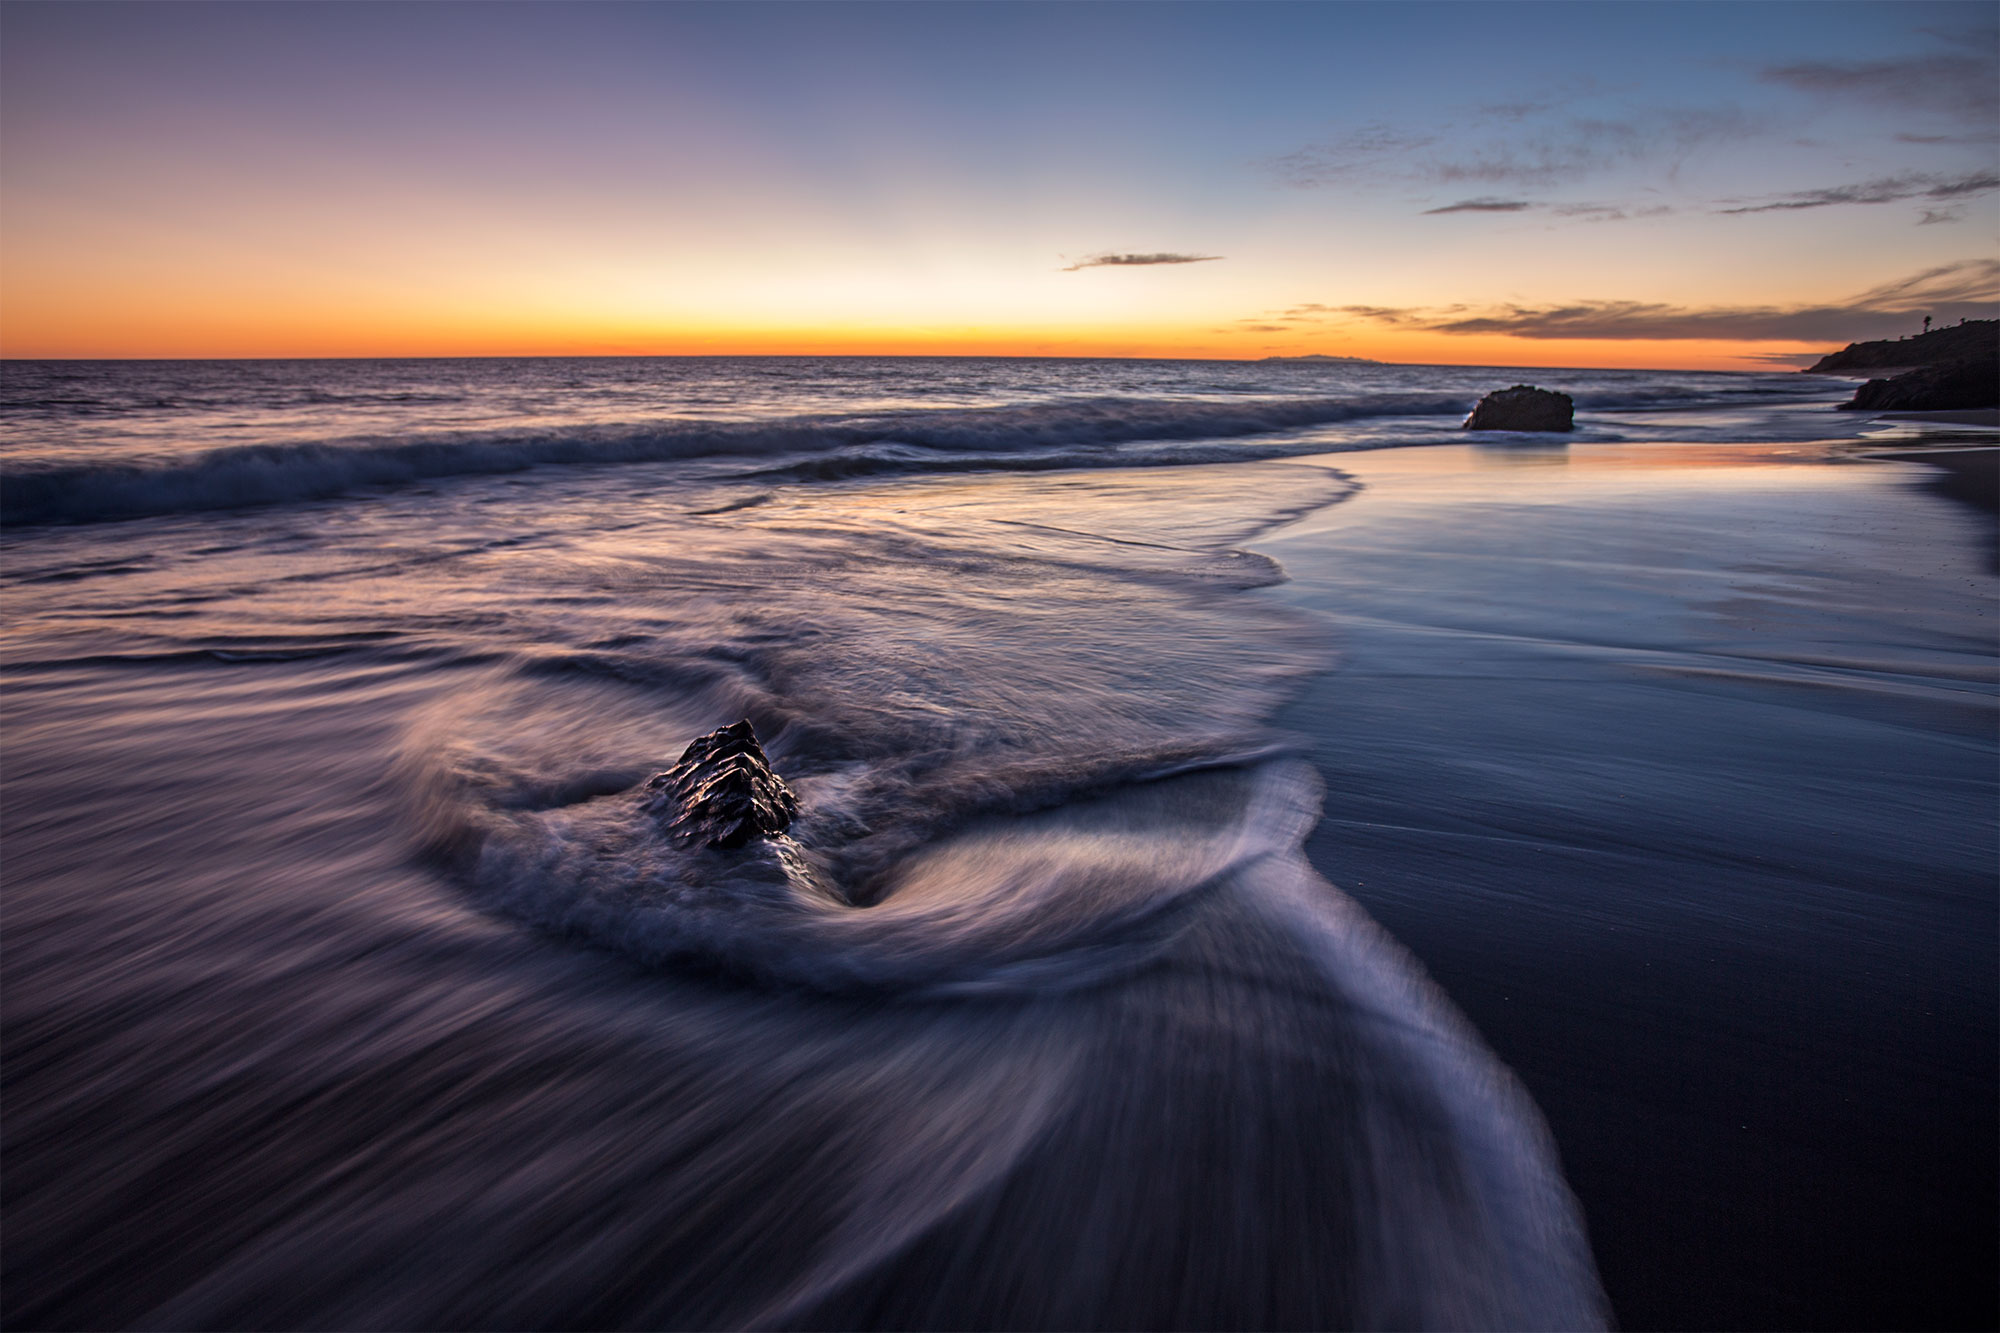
[737,766,1609,1331]
[84,752,1610,1331]
[374,637,1607,1322]
[0,403,1613,1328]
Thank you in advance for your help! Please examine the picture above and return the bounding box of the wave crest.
[3,393,1465,525]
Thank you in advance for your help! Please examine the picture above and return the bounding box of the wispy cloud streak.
[1061,252,1222,272]
[1422,198,1534,215]
[1241,260,1999,343]
[1717,171,1999,214]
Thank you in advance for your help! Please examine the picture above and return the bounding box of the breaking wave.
[1,393,1466,525]
[0,352,1854,528]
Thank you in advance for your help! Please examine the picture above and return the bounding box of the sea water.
[0,357,1857,1328]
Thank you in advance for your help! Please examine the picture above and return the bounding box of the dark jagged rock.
[1464,385,1574,432]
[1807,320,1997,374]
[1839,357,2000,412]
[643,720,798,849]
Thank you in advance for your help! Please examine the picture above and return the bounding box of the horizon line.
[0,351,1834,374]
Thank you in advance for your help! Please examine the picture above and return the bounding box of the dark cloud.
[1919,206,1966,226]
[1411,168,1988,225]
[1422,198,1535,215]
[1717,171,1999,214]
[1313,259,1998,342]
[1551,201,1675,222]
[1896,132,1990,146]
[1761,51,1999,130]
[1412,198,1676,222]
[1061,252,1222,272]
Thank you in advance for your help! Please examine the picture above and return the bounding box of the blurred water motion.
[2,373,1610,1329]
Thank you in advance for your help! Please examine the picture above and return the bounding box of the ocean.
[3,356,1974,1329]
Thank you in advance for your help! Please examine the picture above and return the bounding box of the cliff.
[1807,320,1998,374]
[1839,358,1999,412]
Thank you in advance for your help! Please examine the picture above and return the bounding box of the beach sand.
[1255,439,1998,1330]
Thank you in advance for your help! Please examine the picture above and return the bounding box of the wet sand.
[1255,440,1997,1330]
[1866,446,1998,521]
[1876,410,2000,429]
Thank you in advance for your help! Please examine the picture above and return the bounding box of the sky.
[1,0,1995,367]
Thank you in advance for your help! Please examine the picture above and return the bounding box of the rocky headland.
[1809,320,1998,413]
[1807,320,1996,374]
[1843,358,1999,413]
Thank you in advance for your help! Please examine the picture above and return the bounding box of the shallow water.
[1260,440,1998,1329]
[0,358,1930,1328]
[0,355,1636,1329]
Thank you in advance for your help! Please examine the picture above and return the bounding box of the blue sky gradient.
[3,1,1993,363]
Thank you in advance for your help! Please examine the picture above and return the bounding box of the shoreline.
[1250,437,1998,1329]
[1872,408,2000,428]
[1862,445,1998,514]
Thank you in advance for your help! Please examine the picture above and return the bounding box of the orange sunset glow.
[4,3,1993,367]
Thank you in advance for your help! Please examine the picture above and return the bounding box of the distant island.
[1258,353,1385,364]
[1807,319,1997,413]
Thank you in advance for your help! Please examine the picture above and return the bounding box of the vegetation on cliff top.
[1808,321,1997,374]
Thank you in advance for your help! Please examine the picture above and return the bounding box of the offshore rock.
[644,720,798,849]
[1464,384,1568,430]
[1465,385,1575,432]
[1840,358,2000,412]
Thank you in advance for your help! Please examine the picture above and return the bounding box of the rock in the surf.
[644,719,798,849]
[1465,384,1575,432]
